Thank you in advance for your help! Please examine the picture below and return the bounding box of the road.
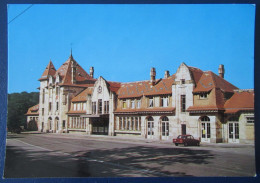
[4,133,256,178]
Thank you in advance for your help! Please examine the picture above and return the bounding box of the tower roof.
[38,60,56,81]
[56,55,95,85]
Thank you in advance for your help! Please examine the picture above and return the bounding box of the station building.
[26,54,255,144]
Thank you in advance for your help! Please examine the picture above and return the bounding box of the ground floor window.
[118,116,141,131]
[200,116,211,142]
[228,116,239,143]
[161,116,169,136]
[69,117,86,129]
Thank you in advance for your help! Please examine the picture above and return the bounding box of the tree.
[7,92,39,131]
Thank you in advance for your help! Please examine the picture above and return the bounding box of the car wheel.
[184,142,188,146]
[175,143,178,146]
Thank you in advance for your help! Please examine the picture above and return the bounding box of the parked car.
[173,135,200,146]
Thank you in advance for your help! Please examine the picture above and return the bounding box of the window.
[137,99,141,108]
[131,100,135,109]
[149,97,154,108]
[63,120,66,128]
[42,89,45,103]
[56,102,59,111]
[181,95,186,112]
[92,102,96,114]
[181,79,185,84]
[49,102,52,112]
[104,101,109,114]
[122,99,127,109]
[42,108,44,115]
[200,93,208,99]
[83,103,86,111]
[56,87,59,96]
[98,99,102,114]
[73,103,76,111]
[246,117,254,123]
[161,96,169,107]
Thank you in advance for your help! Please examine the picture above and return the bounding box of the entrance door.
[228,122,239,143]
[161,116,169,140]
[147,121,154,139]
[201,122,211,142]
[92,118,109,135]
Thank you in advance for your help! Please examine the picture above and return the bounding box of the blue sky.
[8,4,255,93]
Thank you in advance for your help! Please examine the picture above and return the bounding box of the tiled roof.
[39,61,56,81]
[114,107,175,114]
[117,80,155,99]
[67,110,87,114]
[193,71,238,93]
[188,66,203,85]
[25,104,39,116]
[55,55,95,85]
[144,75,175,96]
[224,90,254,113]
[107,81,121,93]
[71,88,93,102]
[187,105,223,112]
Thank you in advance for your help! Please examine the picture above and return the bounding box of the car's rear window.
[177,135,186,139]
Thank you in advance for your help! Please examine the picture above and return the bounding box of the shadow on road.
[4,143,214,178]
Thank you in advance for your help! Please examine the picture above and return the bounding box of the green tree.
[7,92,39,131]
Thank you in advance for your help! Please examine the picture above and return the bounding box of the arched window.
[161,116,169,121]
[201,116,210,122]
[147,116,154,121]
[228,116,239,122]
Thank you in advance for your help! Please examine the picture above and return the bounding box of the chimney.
[164,70,170,79]
[150,67,156,85]
[218,64,225,78]
[71,59,77,84]
[90,66,94,78]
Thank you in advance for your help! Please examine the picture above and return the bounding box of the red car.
[173,135,200,146]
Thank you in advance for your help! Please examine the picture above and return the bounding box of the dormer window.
[137,99,141,109]
[149,97,154,108]
[161,96,169,107]
[131,100,135,109]
[200,93,208,99]
[122,99,127,109]
[181,79,185,84]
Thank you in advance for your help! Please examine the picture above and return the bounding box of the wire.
[8,4,34,24]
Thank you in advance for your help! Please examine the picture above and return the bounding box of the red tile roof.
[67,110,87,114]
[39,61,56,81]
[224,90,254,113]
[188,66,203,85]
[107,81,122,93]
[71,88,93,102]
[193,71,238,93]
[55,55,95,85]
[144,75,175,96]
[117,80,155,99]
[25,104,39,116]
[114,107,175,114]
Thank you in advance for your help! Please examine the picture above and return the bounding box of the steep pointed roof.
[56,55,95,85]
[193,71,238,93]
[39,60,56,81]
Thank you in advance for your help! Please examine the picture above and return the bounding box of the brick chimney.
[90,66,94,78]
[218,64,225,78]
[150,67,156,85]
[164,70,170,79]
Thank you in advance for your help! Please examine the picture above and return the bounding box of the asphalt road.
[4,133,256,178]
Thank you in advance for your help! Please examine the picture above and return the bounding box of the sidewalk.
[19,131,255,149]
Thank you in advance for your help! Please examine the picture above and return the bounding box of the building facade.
[26,54,255,144]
